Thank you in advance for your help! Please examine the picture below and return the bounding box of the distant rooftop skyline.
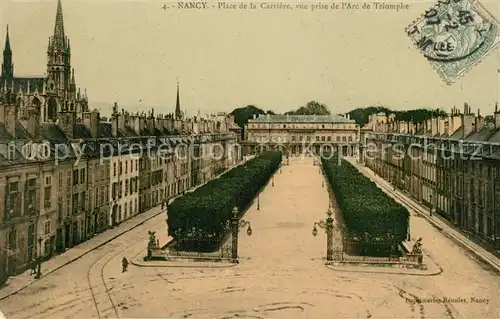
[2,0,499,116]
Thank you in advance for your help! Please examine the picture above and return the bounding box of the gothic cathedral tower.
[45,0,76,121]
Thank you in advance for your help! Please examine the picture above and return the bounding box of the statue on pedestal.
[411,237,423,254]
[148,231,157,249]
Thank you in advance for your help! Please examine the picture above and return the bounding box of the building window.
[5,181,19,218]
[44,219,51,235]
[342,136,347,142]
[45,176,51,185]
[125,160,128,174]
[81,169,86,184]
[316,136,320,141]
[72,194,79,214]
[81,192,86,210]
[44,186,51,208]
[327,136,331,142]
[291,136,296,142]
[119,162,122,175]
[336,136,340,142]
[113,163,117,176]
[73,170,79,185]
[321,136,325,142]
[26,178,37,214]
[67,171,71,187]
[67,194,71,216]
[95,188,99,208]
[58,172,63,189]
[348,136,353,142]
[112,182,117,200]
[125,179,129,196]
[130,201,133,214]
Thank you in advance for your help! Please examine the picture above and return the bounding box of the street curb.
[130,258,238,269]
[325,263,443,276]
[348,159,500,274]
[0,208,166,302]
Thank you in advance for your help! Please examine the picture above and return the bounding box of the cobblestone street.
[0,157,498,319]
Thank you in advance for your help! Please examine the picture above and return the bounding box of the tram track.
[86,218,162,318]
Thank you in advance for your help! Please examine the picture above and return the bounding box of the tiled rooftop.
[249,114,355,123]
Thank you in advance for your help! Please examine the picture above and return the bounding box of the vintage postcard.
[0,1,498,319]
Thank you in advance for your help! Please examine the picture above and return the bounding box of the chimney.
[474,108,483,132]
[147,113,155,135]
[462,106,475,138]
[0,100,17,138]
[431,117,438,136]
[495,102,500,128]
[444,119,449,135]
[83,110,100,137]
[58,110,76,139]
[111,102,125,137]
[25,104,40,138]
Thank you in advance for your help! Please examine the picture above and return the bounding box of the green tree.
[286,101,331,115]
[347,106,391,126]
[230,105,266,129]
[347,106,447,126]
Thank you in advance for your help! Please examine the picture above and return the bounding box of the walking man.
[122,257,129,273]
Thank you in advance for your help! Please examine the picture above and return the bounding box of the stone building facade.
[361,103,500,251]
[0,0,238,284]
[243,114,360,156]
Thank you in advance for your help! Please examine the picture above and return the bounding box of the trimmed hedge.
[167,151,282,250]
[322,157,409,256]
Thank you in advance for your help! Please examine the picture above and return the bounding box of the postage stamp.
[406,0,500,85]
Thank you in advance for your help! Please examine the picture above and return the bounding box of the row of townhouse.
[0,97,240,284]
[0,0,244,284]
[360,103,500,251]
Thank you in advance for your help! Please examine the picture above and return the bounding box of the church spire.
[175,80,181,119]
[53,0,65,50]
[4,25,11,52]
[1,25,13,81]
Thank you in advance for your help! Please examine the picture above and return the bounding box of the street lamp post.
[35,237,42,279]
[312,209,334,261]
[272,176,274,187]
[257,193,260,210]
[230,207,252,263]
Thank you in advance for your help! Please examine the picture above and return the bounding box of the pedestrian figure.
[30,259,37,276]
[122,257,129,273]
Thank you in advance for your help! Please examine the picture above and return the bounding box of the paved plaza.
[0,157,498,319]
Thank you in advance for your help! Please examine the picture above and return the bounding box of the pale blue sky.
[1,0,500,117]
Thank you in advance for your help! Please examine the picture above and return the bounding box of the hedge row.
[167,151,282,247]
[322,157,409,246]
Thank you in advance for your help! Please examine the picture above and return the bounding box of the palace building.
[243,114,360,156]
